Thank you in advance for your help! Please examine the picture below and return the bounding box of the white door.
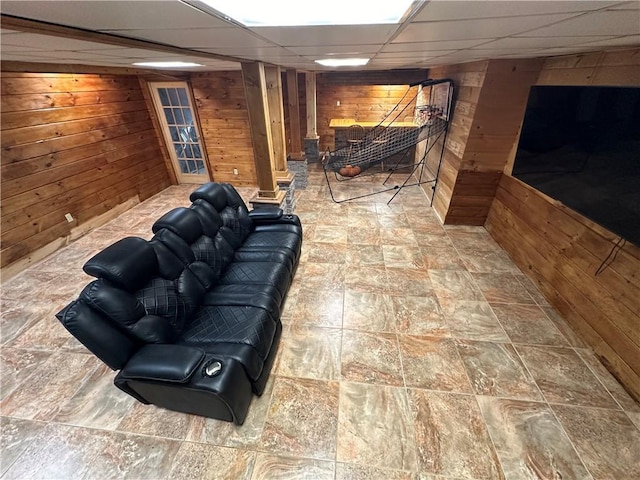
[150,82,210,183]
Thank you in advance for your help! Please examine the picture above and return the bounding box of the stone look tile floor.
[1,164,639,479]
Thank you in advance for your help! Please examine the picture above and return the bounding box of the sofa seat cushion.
[179,305,277,380]
[233,249,294,274]
[241,231,301,262]
[202,284,281,319]
[254,223,302,237]
[218,262,290,303]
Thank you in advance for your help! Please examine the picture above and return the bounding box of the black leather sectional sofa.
[56,182,302,424]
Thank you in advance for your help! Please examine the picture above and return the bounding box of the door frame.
[148,81,211,184]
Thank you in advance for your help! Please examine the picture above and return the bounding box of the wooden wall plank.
[0,70,170,272]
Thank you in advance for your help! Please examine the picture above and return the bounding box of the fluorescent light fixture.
[132,61,203,68]
[315,58,370,67]
[199,0,415,26]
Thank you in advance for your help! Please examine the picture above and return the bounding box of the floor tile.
[472,273,536,304]
[346,244,385,267]
[1,423,109,480]
[0,352,99,420]
[345,266,388,294]
[541,306,586,348]
[392,293,449,337]
[516,345,619,408]
[429,270,484,302]
[81,431,182,479]
[490,303,569,346]
[440,299,510,342]
[307,242,348,263]
[291,288,343,328]
[0,417,47,477]
[457,249,520,274]
[53,363,135,430]
[446,230,501,252]
[343,291,395,332]
[341,330,404,386]
[186,376,275,449]
[456,340,542,401]
[335,463,416,480]
[170,443,255,480]
[575,348,640,412]
[399,335,472,393]
[386,268,432,296]
[117,402,194,440]
[251,453,335,480]
[260,377,339,460]
[337,382,417,471]
[277,325,341,380]
[478,397,589,479]
[408,389,503,479]
[421,246,467,270]
[347,226,382,245]
[383,245,426,270]
[380,227,418,246]
[514,274,550,306]
[312,225,348,244]
[303,263,346,291]
[0,348,52,401]
[553,404,640,479]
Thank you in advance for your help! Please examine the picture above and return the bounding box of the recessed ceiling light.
[132,61,204,68]
[199,0,415,26]
[315,58,370,67]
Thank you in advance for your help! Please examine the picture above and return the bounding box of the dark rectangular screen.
[513,86,640,246]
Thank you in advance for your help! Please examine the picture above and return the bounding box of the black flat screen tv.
[512,85,640,246]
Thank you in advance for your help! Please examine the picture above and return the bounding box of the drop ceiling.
[1,0,639,71]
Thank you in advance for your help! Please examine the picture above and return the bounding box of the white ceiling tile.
[395,13,581,42]
[382,39,490,52]
[285,44,383,55]
[516,9,640,37]
[608,1,640,9]
[413,1,622,21]
[373,51,458,60]
[250,24,398,47]
[1,29,21,34]
[0,1,229,30]
[195,46,291,56]
[102,27,274,49]
[76,48,187,59]
[473,36,618,49]
[571,34,640,47]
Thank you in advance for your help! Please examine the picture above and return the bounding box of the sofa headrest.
[190,199,223,237]
[152,207,202,244]
[221,183,246,210]
[83,237,157,292]
[189,183,227,211]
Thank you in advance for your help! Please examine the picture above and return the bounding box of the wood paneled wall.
[1,72,170,273]
[420,61,488,221]
[190,71,257,186]
[283,70,426,153]
[483,48,640,400]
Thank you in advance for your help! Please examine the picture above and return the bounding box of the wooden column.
[286,69,303,158]
[264,65,292,181]
[241,61,283,202]
[305,71,318,139]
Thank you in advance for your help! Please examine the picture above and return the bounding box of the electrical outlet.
[64,213,74,223]
[233,168,239,175]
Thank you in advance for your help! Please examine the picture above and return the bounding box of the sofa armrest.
[118,344,205,383]
[248,207,284,223]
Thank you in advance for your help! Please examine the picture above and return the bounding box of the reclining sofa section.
[56,182,302,425]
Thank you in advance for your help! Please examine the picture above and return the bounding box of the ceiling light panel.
[200,0,415,26]
[315,58,370,67]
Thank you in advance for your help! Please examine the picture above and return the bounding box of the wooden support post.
[286,69,303,158]
[265,65,292,182]
[241,61,283,203]
[305,71,318,139]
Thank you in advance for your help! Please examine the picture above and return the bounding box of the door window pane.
[168,88,179,106]
[179,160,189,173]
[159,88,170,106]
[173,108,184,125]
[169,126,179,142]
[178,88,189,105]
[164,108,174,124]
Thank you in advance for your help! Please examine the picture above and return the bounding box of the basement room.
[1,1,639,478]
